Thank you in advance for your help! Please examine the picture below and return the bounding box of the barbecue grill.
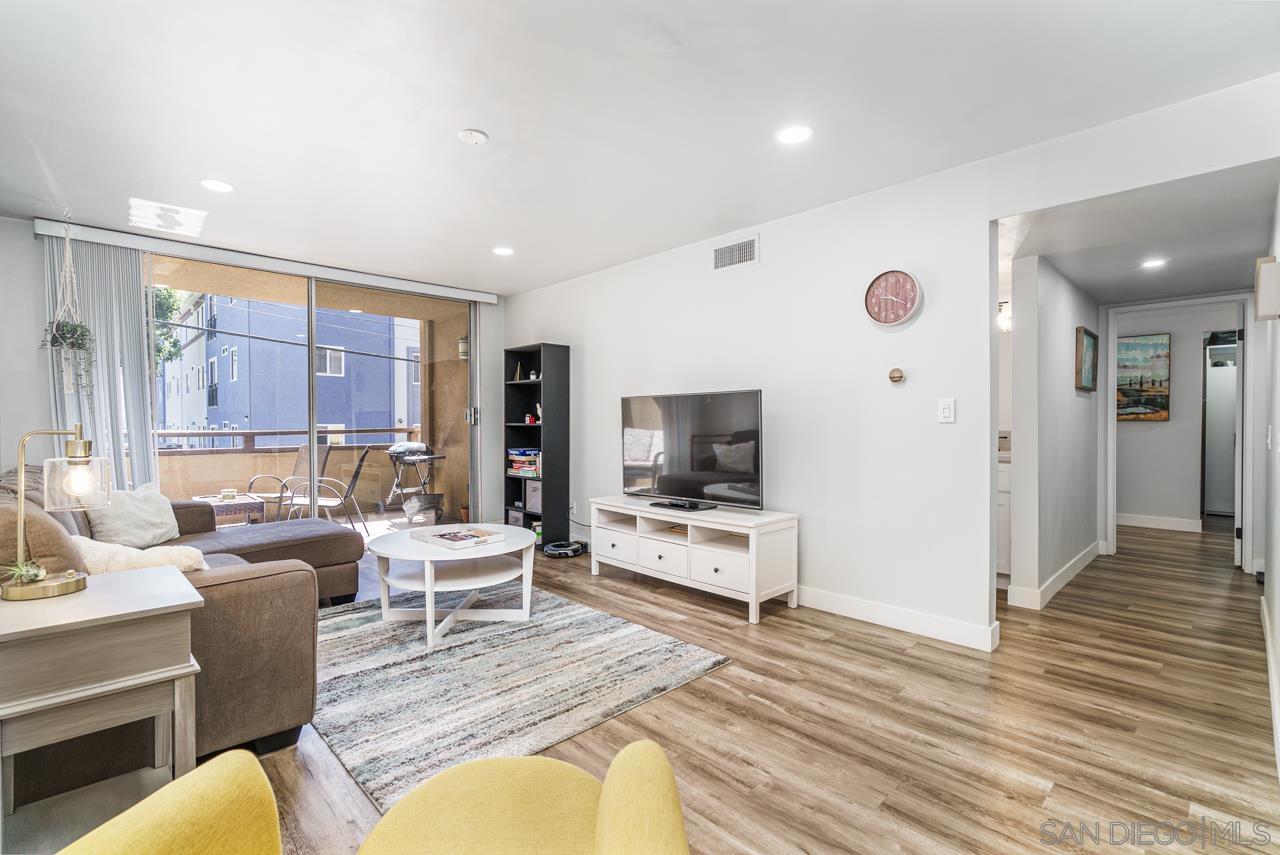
[385,442,446,524]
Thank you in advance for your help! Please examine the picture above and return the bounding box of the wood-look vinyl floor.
[260,526,1280,853]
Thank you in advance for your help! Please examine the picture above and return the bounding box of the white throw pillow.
[712,440,756,474]
[71,535,208,574]
[85,482,180,548]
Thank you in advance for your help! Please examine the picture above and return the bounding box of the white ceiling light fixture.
[199,178,235,193]
[458,129,490,145]
[348,309,363,313]
[1141,258,1167,269]
[128,198,207,237]
[775,125,814,145]
[492,246,515,256]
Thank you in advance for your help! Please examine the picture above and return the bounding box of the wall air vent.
[713,235,759,271]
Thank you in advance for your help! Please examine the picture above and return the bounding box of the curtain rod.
[32,218,499,305]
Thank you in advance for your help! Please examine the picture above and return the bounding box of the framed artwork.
[1074,326,1098,392]
[1116,333,1171,421]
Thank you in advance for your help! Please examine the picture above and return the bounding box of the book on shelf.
[507,447,541,477]
[410,526,506,550]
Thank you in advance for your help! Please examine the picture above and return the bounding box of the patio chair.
[285,445,372,535]
[247,443,331,522]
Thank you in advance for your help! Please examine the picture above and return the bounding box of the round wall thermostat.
[888,368,905,384]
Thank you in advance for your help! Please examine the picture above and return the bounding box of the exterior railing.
[154,425,418,452]
[152,426,422,511]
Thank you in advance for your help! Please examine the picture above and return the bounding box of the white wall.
[477,298,506,524]
[1115,301,1239,529]
[1009,258,1100,608]
[1203,346,1237,515]
[0,215,53,468]
[1262,179,1280,782]
[501,72,1280,651]
[998,326,1012,432]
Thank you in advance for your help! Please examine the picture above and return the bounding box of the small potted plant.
[41,319,95,400]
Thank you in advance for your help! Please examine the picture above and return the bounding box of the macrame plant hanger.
[55,212,82,329]
[43,211,95,403]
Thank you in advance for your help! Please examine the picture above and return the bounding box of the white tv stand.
[589,495,798,623]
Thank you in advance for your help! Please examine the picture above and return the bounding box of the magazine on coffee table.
[410,526,506,550]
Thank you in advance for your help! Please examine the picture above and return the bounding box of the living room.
[4,3,1280,854]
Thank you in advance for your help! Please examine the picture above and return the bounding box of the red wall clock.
[864,270,922,326]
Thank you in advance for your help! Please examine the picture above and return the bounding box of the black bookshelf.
[503,343,569,544]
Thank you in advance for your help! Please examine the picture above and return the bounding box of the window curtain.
[41,236,156,488]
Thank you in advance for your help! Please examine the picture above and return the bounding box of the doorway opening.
[1201,330,1239,537]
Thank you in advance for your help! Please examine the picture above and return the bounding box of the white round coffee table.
[367,524,537,649]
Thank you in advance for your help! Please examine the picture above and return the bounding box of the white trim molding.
[33,218,499,305]
[1261,597,1280,785]
[1116,513,1202,533]
[798,586,999,652]
[1007,541,1099,610]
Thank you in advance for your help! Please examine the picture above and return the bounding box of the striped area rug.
[313,582,728,811]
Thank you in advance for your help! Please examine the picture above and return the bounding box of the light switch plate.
[937,397,956,423]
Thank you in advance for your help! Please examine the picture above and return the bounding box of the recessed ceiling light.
[199,178,235,193]
[492,246,515,256]
[1141,258,1167,269]
[348,309,364,313]
[775,125,814,145]
[458,129,490,145]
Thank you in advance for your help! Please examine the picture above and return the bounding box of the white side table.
[368,525,536,649]
[0,565,202,850]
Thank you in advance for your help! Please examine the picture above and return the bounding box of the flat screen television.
[621,390,762,510]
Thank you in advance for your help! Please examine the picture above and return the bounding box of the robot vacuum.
[543,541,586,558]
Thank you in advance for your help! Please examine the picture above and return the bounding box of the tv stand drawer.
[594,530,636,565]
[638,538,688,578]
[689,548,749,593]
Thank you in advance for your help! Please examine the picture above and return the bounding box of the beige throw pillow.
[0,501,82,573]
[85,483,180,548]
[71,535,207,574]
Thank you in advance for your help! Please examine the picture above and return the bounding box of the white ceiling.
[2,2,1280,296]
[999,158,1280,304]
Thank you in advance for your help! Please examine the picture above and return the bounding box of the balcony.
[153,426,465,535]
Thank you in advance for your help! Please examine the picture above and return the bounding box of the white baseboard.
[798,586,999,652]
[1116,513,1202,533]
[1006,541,1099,611]
[1261,597,1280,785]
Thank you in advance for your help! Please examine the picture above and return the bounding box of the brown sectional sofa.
[1,468,366,807]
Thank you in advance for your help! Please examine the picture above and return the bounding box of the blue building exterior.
[162,294,402,447]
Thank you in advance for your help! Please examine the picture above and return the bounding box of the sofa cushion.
[170,518,365,568]
[0,501,82,574]
[203,552,250,569]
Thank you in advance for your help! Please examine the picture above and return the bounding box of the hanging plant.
[40,319,96,399]
[41,215,95,401]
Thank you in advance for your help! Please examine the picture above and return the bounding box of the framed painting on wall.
[1075,326,1098,392]
[1116,333,1171,421]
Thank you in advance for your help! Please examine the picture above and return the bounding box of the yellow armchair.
[61,741,689,855]
[60,749,281,855]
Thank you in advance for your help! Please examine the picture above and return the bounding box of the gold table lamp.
[3,423,111,600]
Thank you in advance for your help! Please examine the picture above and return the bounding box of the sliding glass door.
[145,255,473,537]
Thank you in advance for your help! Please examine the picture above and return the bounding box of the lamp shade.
[42,456,111,510]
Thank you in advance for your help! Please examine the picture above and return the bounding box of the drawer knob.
[611,543,616,549]
[657,554,663,560]
[713,567,720,573]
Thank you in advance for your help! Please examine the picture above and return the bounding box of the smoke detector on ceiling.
[458,129,489,145]
[713,235,759,271]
